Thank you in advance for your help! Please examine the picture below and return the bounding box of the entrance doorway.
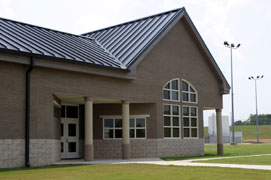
[61,105,79,159]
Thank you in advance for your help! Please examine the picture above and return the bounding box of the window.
[130,118,146,138]
[183,106,198,138]
[163,79,180,101]
[54,105,61,118]
[163,104,180,138]
[104,118,122,138]
[103,116,147,139]
[182,80,197,103]
[61,105,78,118]
[53,100,61,118]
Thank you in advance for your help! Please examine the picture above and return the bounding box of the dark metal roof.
[0,8,230,92]
[0,8,184,71]
[82,8,184,67]
[0,17,125,69]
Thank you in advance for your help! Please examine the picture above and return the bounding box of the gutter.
[25,56,35,167]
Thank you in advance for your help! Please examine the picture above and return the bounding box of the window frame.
[129,117,147,139]
[182,105,199,139]
[101,115,149,140]
[53,100,61,118]
[61,104,79,119]
[163,78,181,102]
[181,79,198,104]
[163,104,181,139]
[103,118,122,139]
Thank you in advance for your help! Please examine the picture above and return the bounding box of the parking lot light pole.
[248,75,264,143]
[224,41,240,145]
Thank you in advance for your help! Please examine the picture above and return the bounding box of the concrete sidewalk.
[54,154,271,171]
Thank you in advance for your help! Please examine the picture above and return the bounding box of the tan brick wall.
[0,18,223,140]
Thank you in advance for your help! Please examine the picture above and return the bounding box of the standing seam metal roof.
[0,17,124,69]
[83,8,184,67]
[0,7,230,92]
[0,8,184,70]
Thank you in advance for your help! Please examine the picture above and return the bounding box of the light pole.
[224,41,241,145]
[248,75,264,143]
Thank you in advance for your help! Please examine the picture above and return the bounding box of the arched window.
[163,79,180,101]
[182,80,197,103]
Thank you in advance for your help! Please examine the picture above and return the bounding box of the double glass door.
[61,105,79,159]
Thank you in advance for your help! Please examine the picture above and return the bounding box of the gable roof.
[0,7,230,93]
[0,17,125,70]
[82,8,184,68]
[82,8,230,93]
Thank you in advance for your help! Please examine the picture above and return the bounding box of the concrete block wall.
[130,139,158,158]
[30,139,60,167]
[0,139,60,168]
[93,138,204,159]
[94,140,123,159]
[1,138,204,168]
[0,139,24,168]
[79,140,84,159]
[157,139,204,157]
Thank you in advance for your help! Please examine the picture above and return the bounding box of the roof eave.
[0,48,130,73]
[182,10,231,95]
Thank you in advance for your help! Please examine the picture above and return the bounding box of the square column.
[122,100,130,159]
[84,97,94,161]
[216,109,224,155]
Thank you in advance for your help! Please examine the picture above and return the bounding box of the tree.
[234,120,243,125]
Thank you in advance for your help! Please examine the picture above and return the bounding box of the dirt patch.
[244,138,271,143]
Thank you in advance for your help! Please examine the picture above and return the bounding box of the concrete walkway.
[54,154,271,171]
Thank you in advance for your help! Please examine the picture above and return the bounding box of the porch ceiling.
[56,94,121,104]
[55,94,152,104]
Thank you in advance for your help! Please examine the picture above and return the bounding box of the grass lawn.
[162,144,271,161]
[195,155,271,165]
[204,125,271,142]
[0,164,271,180]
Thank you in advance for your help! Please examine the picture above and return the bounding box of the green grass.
[204,125,271,141]
[195,155,271,165]
[162,144,271,161]
[231,125,271,140]
[0,164,271,180]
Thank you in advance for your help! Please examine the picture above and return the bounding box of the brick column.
[84,97,94,161]
[122,100,130,159]
[216,109,224,155]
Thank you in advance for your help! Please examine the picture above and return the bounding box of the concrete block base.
[84,144,94,161]
[122,143,131,159]
[0,139,60,168]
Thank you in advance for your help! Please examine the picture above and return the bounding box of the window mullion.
[135,119,137,138]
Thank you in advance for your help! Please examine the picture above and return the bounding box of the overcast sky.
[1,0,271,124]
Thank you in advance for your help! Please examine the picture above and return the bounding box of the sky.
[1,0,271,125]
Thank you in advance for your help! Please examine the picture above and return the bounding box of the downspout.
[25,56,35,167]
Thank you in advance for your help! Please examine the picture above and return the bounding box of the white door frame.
[61,104,80,159]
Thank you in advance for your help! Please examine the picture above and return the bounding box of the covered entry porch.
[55,94,153,161]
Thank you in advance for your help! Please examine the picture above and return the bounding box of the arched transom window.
[162,78,199,139]
[163,79,180,102]
[182,80,197,103]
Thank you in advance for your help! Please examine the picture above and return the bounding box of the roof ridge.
[0,17,93,40]
[93,39,127,69]
[81,7,184,36]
